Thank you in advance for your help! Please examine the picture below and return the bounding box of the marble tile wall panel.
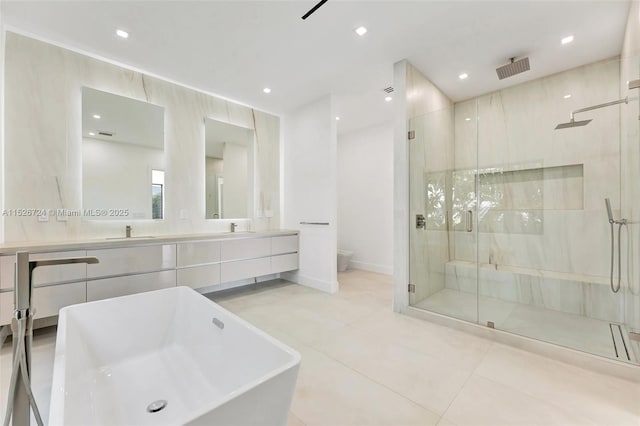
[3,32,280,242]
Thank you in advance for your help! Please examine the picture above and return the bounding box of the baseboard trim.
[281,271,338,294]
[349,260,393,275]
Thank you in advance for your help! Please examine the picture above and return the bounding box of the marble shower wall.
[407,64,454,305]
[620,1,640,333]
[453,58,622,281]
[3,32,280,242]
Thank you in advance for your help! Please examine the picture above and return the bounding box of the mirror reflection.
[205,118,254,219]
[82,87,165,220]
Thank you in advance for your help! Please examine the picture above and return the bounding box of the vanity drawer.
[177,264,220,289]
[221,238,270,262]
[221,257,271,283]
[0,282,86,325]
[1,251,88,290]
[272,253,298,274]
[177,241,221,267]
[87,245,176,278]
[87,270,176,302]
[271,235,298,255]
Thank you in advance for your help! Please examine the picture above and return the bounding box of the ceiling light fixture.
[385,96,392,102]
[263,88,271,94]
[89,132,95,136]
[459,73,468,80]
[465,118,471,121]
[92,114,101,119]
[564,94,572,99]
[116,29,129,39]
[336,116,341,121]
[561,35,574,45]
[355,26,368,36]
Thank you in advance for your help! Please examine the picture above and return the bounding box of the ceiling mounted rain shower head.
[554,119,592,130]
[496,57,530,80]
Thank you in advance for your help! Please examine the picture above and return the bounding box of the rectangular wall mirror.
[205,118,254,219]
[82,87,165,220]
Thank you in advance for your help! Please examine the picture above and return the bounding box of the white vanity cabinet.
[220,237,272,283]
[0,231,298,327]
[271,236,299,274]
[176,241,221,290]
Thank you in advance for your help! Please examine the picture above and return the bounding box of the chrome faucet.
[4,252,99,426]
[230,222,237,233]
[125,225,132,238]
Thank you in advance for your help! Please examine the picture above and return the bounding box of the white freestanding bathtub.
[48,286,300,425]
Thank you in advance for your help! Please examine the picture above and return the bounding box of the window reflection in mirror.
[204,118,254,220]
[82,87,165,220]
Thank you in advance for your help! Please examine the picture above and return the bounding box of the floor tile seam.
[438,342,491,419]
[310,342,443,420]
[468,372,602,425]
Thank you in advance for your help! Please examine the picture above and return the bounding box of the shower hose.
[609,220,626,294]
[2,314,44,426]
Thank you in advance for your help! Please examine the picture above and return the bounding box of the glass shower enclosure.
[409,56,640,365]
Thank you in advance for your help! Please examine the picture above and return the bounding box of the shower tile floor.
[415,288,632,361]
[1,270,639,425]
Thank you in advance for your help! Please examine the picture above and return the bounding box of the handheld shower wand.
[605,198,627,293]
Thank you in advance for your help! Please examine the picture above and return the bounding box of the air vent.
[383,86,394,93]
[98,131,114,137]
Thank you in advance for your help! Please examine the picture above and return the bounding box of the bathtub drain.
[147,400,168,413]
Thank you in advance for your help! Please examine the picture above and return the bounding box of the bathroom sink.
[105,235,156,240]
[49,287,300,425]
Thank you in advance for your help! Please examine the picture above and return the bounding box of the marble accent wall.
[407,64,454,305]
[620,1,640,333]
[3,32,280,242]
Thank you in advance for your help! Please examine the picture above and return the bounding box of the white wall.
[282,95,338,293]
[337,123,393,275]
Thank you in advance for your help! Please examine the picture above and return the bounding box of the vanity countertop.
[0,230,299,255]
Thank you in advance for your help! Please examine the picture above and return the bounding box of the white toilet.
[337,250,353,272]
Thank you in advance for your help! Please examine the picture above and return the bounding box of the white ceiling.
[2,1,631,135]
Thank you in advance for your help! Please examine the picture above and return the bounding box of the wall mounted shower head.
[554,119,592,130]
[496,57,530,80]
[555,97,629,130]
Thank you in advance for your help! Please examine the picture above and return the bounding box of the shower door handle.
[466,210,473,232]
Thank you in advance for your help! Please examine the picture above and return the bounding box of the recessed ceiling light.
[263,88,271,94]
[92,114,101,119]
[116,29,129,39]
[564,94,572,99]
[89,132,95,136]
[336,116,341,121]
[561,35,574,45]
[385,96,392,102]
[465,117,471,121]
[354,26,368,36]
[459,73,468,80]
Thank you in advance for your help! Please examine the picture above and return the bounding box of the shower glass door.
[475,57,638,364]
[409,55,640,365]
[408,104,478,324]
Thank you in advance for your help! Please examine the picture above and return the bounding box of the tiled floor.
[415,288,634,362]
[1,269,639,425]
